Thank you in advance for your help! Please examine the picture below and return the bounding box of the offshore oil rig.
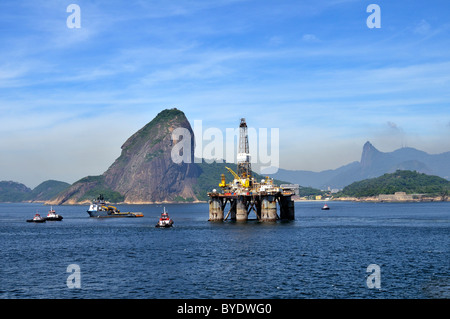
[208,118,298,222]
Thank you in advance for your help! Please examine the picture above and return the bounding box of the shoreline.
[1,198,447,205]
[329,197,449,203]
[30,200,209,206]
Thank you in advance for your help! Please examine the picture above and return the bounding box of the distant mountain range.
[0,109,292,204]
[269,141,450,190]
[1,109,449,203]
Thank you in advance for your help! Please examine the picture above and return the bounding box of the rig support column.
[224,198,237,221]
[261,195,277,221]
[279,195,295,220]
[288,198,295,220]
[209,197,224,221]
[236,196,248,221]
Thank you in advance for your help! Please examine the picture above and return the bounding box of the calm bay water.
[0,201,448,299]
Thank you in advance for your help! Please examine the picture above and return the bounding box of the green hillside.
[0,181,31,202]
[338,170,450,198]
[0,180,70,202]
[30,180,71,201]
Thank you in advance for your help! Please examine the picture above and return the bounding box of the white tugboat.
[155,207,174,228]
[27,213,46,223]
[45,207,63,221]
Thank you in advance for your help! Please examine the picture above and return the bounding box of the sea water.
[0,201,448,299]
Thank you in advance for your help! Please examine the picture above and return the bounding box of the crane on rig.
[224,166,250,188]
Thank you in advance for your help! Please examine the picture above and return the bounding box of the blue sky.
[1,0,449,187]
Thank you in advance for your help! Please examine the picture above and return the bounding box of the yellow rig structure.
[208,119,298,222]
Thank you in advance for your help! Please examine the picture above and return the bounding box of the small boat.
[45,207,63,221]
[155,207,174,228]
[27,213,46,223]
[321,204,330,210]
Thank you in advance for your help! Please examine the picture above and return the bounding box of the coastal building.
[378,192,414,201]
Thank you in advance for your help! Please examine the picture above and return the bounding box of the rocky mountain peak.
[120,108,187,153]
[103,108,199,202]
[49,108,201,204]
[360,141,382,168]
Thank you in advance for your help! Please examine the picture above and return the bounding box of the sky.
[0,0,449,188]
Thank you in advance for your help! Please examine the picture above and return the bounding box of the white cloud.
[414,19,431,35]
[302,34,320,42]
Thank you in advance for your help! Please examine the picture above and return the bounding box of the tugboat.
[321,204,330,210]
[155,207,174,228]
[27,213,46,223]
[45,207,63,221]
[87,194,143,218]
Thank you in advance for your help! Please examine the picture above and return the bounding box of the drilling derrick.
[237,118,251,183]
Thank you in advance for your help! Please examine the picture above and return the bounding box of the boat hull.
[87,210,109,217]
[45,216,63,221]
[87,211,143,218]
[155,223,173,228]
[26,219,46,223]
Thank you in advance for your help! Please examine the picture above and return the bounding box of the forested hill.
[338,170,450,198]
[0,180,70,202]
